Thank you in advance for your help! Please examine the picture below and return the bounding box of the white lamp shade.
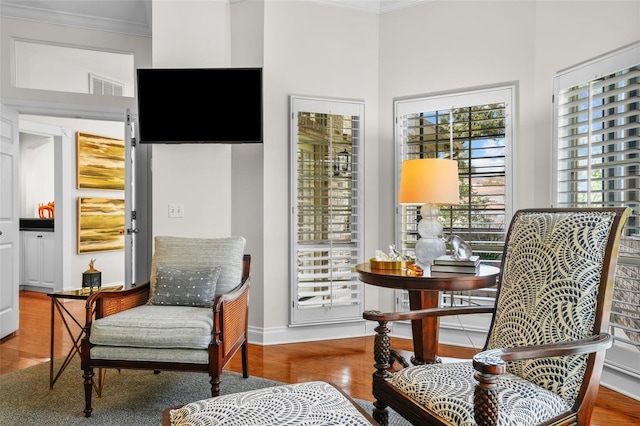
[398,158,460,206]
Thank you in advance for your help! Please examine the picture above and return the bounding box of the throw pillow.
[147,236,246,305]
[152,265,221,307]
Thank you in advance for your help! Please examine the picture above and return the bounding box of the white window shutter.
[290,96,365,325]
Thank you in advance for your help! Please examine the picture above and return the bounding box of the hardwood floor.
[1,291,638,425]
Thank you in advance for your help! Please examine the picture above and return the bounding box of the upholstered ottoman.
[162,381,379,425]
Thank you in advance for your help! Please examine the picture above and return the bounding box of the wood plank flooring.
[1,291,638,425]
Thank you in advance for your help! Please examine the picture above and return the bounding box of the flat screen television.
[136,67,263,143]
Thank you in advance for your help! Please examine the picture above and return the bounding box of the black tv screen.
[136,68,263,143]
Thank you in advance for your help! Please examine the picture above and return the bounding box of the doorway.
[18,114,151,291]
[18,120,68,294]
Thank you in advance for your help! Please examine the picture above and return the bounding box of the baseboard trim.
[248,321,370,345]
[247,319,489,349]
[601,363,640,401]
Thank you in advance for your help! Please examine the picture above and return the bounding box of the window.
[395,86,514,313]
[553,42,640,397]
[289,96,364,325]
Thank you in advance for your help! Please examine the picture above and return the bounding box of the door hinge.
[131,210,137,220]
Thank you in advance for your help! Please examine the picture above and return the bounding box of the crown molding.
[0,0,428,38]
[0,1,152,37]
[308,0,429,14]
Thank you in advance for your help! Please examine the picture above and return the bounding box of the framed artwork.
[77,131,125,190]
[78,197,125,254]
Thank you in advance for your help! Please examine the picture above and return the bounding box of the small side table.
[356,263,500,364]
[48,285,123,393]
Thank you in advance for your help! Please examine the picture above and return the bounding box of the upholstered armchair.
[80,236,250,418]
[364,207,630,426]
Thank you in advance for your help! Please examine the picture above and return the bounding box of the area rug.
[0,360,411,425]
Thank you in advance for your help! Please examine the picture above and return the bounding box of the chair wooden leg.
[210,368,222,397]
[373,400,389,426]
[83,367,94,418]
[241,342,249,378]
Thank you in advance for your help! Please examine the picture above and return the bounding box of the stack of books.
[431,255,480,274]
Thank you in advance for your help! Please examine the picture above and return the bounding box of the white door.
[0,104,20,338]
[124,109,151,287]
[124,109,136,287]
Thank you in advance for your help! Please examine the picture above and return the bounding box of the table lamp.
[398,158,459,267]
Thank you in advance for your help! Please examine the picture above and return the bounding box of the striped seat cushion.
[90,305,212,349]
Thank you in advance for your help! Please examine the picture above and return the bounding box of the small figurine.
[450,235,473,260]
[388,244,409,261]
[38,201,55,218]
[82,258,102,292]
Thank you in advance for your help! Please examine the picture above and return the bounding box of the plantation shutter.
[290,96,364,325]
[394,86,514,312]
[553,42,640,393]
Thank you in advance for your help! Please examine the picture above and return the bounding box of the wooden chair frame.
[80,254,251,418]
[364,208,630,426]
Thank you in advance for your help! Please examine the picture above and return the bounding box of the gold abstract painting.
[77,132,125,190]
[78,197,125,253]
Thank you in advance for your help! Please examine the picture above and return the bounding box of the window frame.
[552,41,640,398]
[289,96,365,326]
[393,85,515,334]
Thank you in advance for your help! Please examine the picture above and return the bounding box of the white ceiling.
[0,0,429,37]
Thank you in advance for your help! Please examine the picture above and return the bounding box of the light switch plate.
[168,203,184,218]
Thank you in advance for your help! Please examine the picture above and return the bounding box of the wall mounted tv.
[136,67,263,144]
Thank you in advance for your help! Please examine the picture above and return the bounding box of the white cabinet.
[21,231,55,291]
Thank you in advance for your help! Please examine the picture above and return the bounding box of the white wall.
[14,40,134,96]
[150,1,234,241]
[150,0,268,329]
[230,1,266,329]
[260,2,381,339]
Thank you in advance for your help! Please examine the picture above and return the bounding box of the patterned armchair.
[80,236,250,418]
[364,207,630,426]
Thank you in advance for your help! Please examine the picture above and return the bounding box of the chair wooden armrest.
[363,306,495,376]
[84,281,151,325]
[364,306,495,322]
[472,333,613,376]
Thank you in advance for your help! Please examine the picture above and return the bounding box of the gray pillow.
[152,265,221,307]
[148,236,246,304]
